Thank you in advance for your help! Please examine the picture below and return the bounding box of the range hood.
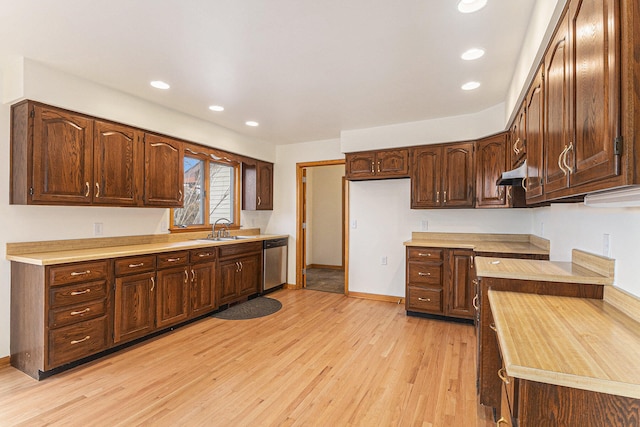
[497,160,526,186]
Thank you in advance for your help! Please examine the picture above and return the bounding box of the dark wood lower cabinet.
[190,261,216,316]
[114,271,156,344]
[155,266,190,329]
[218,242,262,305]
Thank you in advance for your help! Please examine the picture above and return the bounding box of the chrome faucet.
[212,217,232,238]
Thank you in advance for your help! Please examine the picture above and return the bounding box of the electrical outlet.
[539,221,544,236]
[161,219,168,231]
[603,233,611,257]
[381,256,387,265]
[94,222,103,236]
[421,220,428,231]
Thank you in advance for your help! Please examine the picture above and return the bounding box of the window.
[171,147,240,231]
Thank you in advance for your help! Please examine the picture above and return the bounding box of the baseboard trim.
[348,291,404,305]
[0,356,10,368]
[306,264,343,270]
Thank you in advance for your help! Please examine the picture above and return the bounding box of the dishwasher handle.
[263,238,288,249]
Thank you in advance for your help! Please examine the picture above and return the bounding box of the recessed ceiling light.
[457,0,487,13]
[150,80,170,90]
[245,121,259,127]
[461,48,485,60]
[461,81,481,91]
[209,105,225,112]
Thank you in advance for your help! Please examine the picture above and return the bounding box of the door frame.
[295,159,347,293]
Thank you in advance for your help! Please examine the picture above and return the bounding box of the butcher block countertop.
[475,249,615,285]
[403,232,549,256]
[6,231,288,266]
[489,290,640,399]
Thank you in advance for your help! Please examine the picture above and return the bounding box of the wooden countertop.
[403,232,549,256]
[6,234,288,266]
[489,290,640,399]
[475,249,614,285]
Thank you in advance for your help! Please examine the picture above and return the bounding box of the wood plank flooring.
[0,290,494,426]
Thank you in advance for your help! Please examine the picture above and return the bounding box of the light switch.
[351,219,357,229]
[94,222,103,236]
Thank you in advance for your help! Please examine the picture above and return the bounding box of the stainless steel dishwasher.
[263,237,288,293]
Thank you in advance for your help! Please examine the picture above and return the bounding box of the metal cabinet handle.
[558,145,569,176]
[150,277,155,291]
[95,182,100,197]
[472,294,479,310]
[70,308,91,316]
[84,182,90,197]
[377,161,381,173]
[184,269,189,284]
[70,289,91,296]
[489,323,497,332]
[418,297,432,302]
[191,269,196,282]
[498,368,510,385]
[496,417,509,426]
[513,137,520,155]
[436,191,440,203]
[235,261,240,272]
[70,336,90,345]
[178,190,183,202]
[418,253,431,257]
[239,261,243,271]
[443,191,447,204]
[128,262,144,268]
[470,256,474,269]
[371,162,375,173]
[563,143,574,174]
[166,257,181,262]
[258,196,262,206]
[198,252,213,257]
[418,272,431,276]
[70,270,91,276]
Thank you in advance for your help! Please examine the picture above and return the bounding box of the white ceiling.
[0,0,536,144]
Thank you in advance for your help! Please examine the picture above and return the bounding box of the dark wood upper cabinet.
[475,133,508,208]
[524,66,544,201]
[12,103,94,205]
[243,160,274,210]
[345,148,409,180]
[411,142,474,208]
[144,133,184,207]
[510,103,527,169]
[93,120,143,206]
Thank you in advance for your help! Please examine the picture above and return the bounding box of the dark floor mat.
[213,297,282,320]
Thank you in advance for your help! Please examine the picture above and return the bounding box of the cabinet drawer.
[407,247,443,261]
[156,251,189,269]
[49,299,107,329]
[49,280,108,308]
[219,241,262,258]
[407,287,443,313]
[49,261,109,286]
[48,316,108,368]
[190,247,217,264]
[115,255,156,276]
[407,262,442,285]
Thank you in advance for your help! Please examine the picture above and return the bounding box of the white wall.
[0,60,276,358]
[348,179,535,297]
[532,204,640,297]
[308,165,344,267]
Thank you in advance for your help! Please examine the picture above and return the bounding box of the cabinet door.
[31,105,94,204]
[376,149,409,177]
[411,146,442,208]
[544,14,571,195]
[510,104,527,168]
[476,134,508,207]
[218,260,239,305]
[345,151,375,179]
[191,262,216,316]
[238,254,261,296]
[567,0,620,188]
[256,161,274,210]
[524,66,544,200]
[144,133,184,207]
[156,266,190,329]
[443,143,474,207]
[114,272,155,344]
[93,120,143,206]
[447,250,475,319]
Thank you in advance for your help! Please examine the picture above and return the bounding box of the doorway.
[296,160,347,294]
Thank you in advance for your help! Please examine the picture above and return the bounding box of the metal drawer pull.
[128,262,145,268]
[166,257,181,262]
[472,294,479,310]
[418,253,431,257]
[496,417,509,426]
[498,368,510,384]
[70,336,90,345]
[198,252,213,257]
[191,269,196,281]
[70,270,91,276]
[70,308,91,316]
[489,323,497,332]
[418,297,432,302]
[70,289,91,296]
[418,272,431,276]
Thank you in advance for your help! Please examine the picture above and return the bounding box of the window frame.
[169,144,241,233]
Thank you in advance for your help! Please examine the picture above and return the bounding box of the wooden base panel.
[348,291,404,304]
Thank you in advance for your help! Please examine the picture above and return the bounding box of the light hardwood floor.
[0,290,494,426]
